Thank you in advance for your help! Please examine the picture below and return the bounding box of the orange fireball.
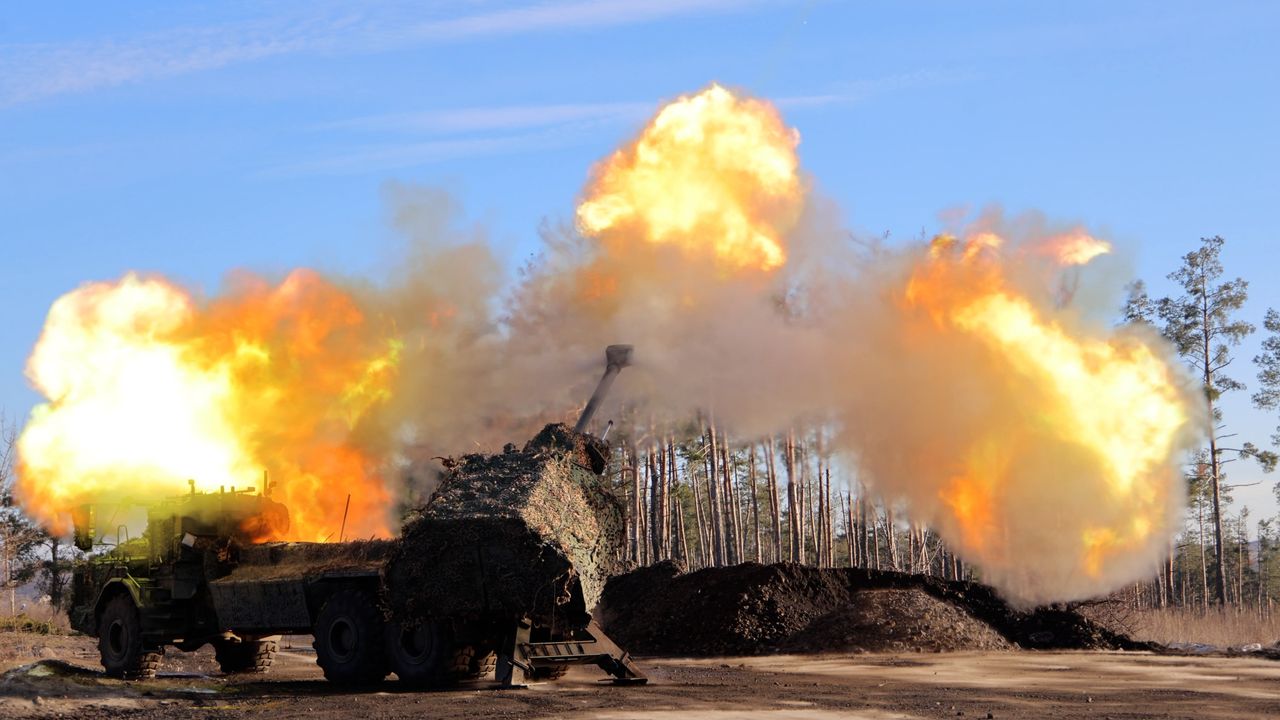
[577,84,803,273]
[902,232,1194,600]
[16,271,398,542]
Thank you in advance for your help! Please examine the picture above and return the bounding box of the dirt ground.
[2,630,1277,719]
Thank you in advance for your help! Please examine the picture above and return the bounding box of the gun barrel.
[573,345,633,433]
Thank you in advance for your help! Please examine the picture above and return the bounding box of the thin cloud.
[322,101,655,135]
[280,71,973,177]
[0,1,773,106]
[398,0,769,42]
[261,129,581,178]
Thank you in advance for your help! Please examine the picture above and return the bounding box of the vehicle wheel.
[312,588,388,685]
[387,620,451,686]
[214,637,279,674]
[467,649,498,680]
[444,644,496,680]
[97,594,164,680]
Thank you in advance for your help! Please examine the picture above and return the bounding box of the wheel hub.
[107,619,126,658]
[329,618,357,662]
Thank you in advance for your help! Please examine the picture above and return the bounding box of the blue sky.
[3,1,1278,519]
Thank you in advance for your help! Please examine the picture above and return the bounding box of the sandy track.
[1,631,1276,719]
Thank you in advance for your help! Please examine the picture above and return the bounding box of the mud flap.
[494,618,647,687]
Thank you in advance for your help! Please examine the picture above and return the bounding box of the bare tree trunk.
[621,445,637,564]
[46,537,63,611]
[803,449,817,565]
[636,451,648,567]
[648,448,662,563]
[815,456,826,567]
[1197,489,1209,612]
[886,506,900,571]
[1237,523,1245,608]
[666,439,678,559]
[785,431,800,563]
[859,486,869,569]
[907,524,918,574]
[766,439,782,563]
[706,424,724,567]
[845,492,855,568]
[674,449,691,566]
[748,445,761,564]
[871,503,881,570]
[721,440,741,565]
[919,527,932,575]
[671,446,688,566]
[691,454,709,569]
[824,465,834,567]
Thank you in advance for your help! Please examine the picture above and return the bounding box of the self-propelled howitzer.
[69,346,644,687]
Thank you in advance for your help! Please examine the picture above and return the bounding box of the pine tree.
[1,414,44,615]
[1254,307,1280,449]
[1142,236,1275,604]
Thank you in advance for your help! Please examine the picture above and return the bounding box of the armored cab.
[69,489,298,678]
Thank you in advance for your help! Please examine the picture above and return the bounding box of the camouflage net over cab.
[385,424,626,628]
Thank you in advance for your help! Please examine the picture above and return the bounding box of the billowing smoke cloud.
[15,84,1203,606]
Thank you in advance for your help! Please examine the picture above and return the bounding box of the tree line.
[0,415,75,616]
[607,420,969,581]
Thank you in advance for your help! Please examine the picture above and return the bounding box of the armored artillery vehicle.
[69,346,645,686]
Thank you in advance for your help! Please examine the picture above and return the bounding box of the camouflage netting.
[384,423,626,628]
[212,540,396,582]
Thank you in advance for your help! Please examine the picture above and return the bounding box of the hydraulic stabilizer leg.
[495,618,533,688]
[495,617,647,687]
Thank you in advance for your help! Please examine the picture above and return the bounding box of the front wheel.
[97,594,163,680]
[312,588,387,685]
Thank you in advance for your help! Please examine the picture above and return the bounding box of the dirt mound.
[780,589,1010,653]
[598,562,1147,656]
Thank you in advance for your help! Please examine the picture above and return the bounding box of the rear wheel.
[213,637,279,674]
[445,644,498,681]
[465,648,498,680]
[97,594,163,680]
[312,589,387,685]
[387,620,451,686]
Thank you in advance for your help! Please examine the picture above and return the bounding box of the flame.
[1043,230,1112,266]
[576,84,803,273]
[905,233,1192,598]
[15,271,397,541]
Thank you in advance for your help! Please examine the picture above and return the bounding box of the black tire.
[312,588,388,685]
[97,594,163,680]
[386,620,451,686]
[443,644,496,681]
[213,637,278,674]
[466,649,498,680]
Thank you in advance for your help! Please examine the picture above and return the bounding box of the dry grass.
[0,614,61,635]
[0,606,71,635]
[1119,607,1280,647]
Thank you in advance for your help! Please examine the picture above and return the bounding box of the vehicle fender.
[91,577,143,629]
